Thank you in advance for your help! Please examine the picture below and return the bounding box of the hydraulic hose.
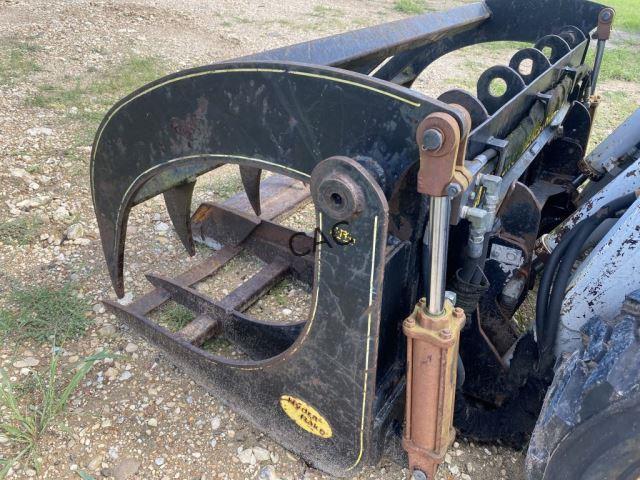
[536,193,637,367]
[541,217,600,356]
[535,223,584,343]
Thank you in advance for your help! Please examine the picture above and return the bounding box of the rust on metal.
[416,112,462,197]
[403,299,466,478]
[416,109,472,198]
[178,314,221,346]
[596,7,615,41]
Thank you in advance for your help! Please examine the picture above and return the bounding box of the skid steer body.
[90,0,611,476]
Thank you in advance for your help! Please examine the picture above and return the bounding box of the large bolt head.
[422,129,444,151]
[599,8,614,22]
[314,173,364,221]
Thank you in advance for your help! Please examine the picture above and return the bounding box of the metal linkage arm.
[240,3,490,72]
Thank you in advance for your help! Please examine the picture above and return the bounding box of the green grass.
[489,78,508,97]
[311,5,343,17]
[0,352,109,477]
[0,284,91,345]
[30,55,166,145]
[156,303,195,331]
[606,0,640,34]
[590,89,640,147]
[268,280,291,307]
[394,0,428,15]
[0,40,40,86]
[0,216,43,246]
[590,42,640,82]
[483,41,529,53]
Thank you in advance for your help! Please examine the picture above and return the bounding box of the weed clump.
[0,284,91,345]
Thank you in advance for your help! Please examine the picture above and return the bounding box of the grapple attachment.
[91,0,606,476]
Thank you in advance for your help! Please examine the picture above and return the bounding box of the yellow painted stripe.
[90,67,285,205]
[229,211,323,372]
[290,70,421,107]
[113,153,310,277]
[347,214,379,470]
[92,65,421,206]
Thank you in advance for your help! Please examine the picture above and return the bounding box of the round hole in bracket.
[311,166,365,221]
[534,34,571,64]
[519,58,534,76]
[509,48,552,86]
[489,77,507,97]
[437,88,489,130]
[477,65,526,115]
[557,25,587,48]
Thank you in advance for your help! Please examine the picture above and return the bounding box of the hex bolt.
[422,129,444,151]
[445,290,458,306]
[446,183,462,198]
[440,328,452,339]
[412,470,429,480]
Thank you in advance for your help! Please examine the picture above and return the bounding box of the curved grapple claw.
[239,165,262,216]
[163,181,196,256]
[90,61,461,296]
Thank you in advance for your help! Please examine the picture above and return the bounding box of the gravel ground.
[1,0,638,479]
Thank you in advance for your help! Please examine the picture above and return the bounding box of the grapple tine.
[163,181,196,256]
[239,165,262,216]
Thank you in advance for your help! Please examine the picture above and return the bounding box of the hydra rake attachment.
[91,0,640,478]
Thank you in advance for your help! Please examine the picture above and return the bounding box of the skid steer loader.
[90,0,640,478]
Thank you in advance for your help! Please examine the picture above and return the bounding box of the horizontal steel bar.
[125,174,308,315]
[375,0,603,85]
[130,246,241,315]
[178,314,221,346]
[145,273,301,358]
[219,259,290,311]
[239,3,490,71]
[222,174,310,218]
[192,202,315,284]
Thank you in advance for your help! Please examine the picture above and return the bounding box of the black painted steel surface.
[89,0,610,476]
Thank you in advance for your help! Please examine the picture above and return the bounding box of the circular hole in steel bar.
[489,78,507,97]
[519,58,534,76]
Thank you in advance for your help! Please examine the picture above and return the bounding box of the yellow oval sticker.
[280,395,333,439]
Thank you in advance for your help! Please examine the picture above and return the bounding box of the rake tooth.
[163,181,196,256]
[239,165,262,216]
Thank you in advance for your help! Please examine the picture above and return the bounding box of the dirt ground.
[1,0,639,479]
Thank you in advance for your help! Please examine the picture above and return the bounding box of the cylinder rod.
[427,196,451,315]
[590,39,606,96]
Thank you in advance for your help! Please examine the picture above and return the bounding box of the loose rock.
[98,325,116,337]
[66,223,84,239]
[113,458,140,480]
[13,357,40,368]
[253,446,271,462]
[27,127,54,136]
